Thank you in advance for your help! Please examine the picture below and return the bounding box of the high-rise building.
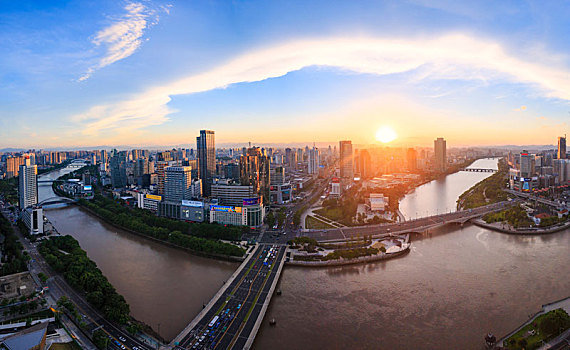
[308,147,320,175]
[558,136,567,159]
[110,150,127,188]
[211,182,255,207]
[197,130,216,196]
[155,161,168,195]
[239,147,271,204]
[6,156,25,178]
[434,137,447,172]
[407,148,418,172]
[18,163,37,209]
[520,151,535,178]
[355,149,371,178]
[339,140,353,179]
[270,166,285,186]
[164,166,193,202]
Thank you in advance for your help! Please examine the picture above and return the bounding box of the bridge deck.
[304,201,515,242]
[171,244,286,350]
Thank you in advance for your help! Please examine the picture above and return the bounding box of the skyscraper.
[434,137,447,172]
[520,151,535,177]
[339,140,353,179]
[407,148,418,172]
[110,150,127,188]
[558,136,567,159]
[6,156,25,178]
[239,147,271,204]
[197,130,215,196]
[164,166,192,202]
[18,163,37,210]
[308,147,320,175]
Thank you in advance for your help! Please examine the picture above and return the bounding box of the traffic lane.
[52,276,152,350]
[214,247,280,349]
[232,247,285,349]
[180,246,268,348]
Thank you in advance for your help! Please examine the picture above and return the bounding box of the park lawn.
[305,216,334,229]
[504,309,569,350]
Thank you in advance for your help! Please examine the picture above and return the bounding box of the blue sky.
[0,0,569,148]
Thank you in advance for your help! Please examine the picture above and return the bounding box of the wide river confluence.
[39,159,569,349]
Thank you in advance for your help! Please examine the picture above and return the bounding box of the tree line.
[39,235,131,324]
[79,194,245,257]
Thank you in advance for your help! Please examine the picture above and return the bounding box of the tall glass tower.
[197,130,215,196]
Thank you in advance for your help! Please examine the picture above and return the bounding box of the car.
[119,336,126,342]
[133,347,140,350]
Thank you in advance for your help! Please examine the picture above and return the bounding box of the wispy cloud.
[71,33,570,136]
[513,105,527,111]
[79,2,160,82]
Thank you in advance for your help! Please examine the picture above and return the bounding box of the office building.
[6,156,25,178]
[211,181,255,207]
[339,140,353,179]
[308,147,320,175]
[239,147,271,204]
[520,151,535,178]
[110,150,127,188]
[164,166,192,202]
[434,137,447,172]
[18,163,37,210]
[407,148,418,172]
[197,130,216,196]
[156,161,168,195]
[558,136,567,159]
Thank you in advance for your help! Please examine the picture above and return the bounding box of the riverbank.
[472,218,570,235]
[77,204,246,263]
[286,247,410,267]
[496,296,570,349]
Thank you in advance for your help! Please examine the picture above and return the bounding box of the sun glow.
[375,126,397,143]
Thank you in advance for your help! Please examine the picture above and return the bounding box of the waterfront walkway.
[170,244,287,350]
[497,296,570,349]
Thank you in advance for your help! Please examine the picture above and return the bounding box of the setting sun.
[375,126,397,143]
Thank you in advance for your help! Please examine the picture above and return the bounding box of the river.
[37,166,237,341]
[253,158,570,349]
[39,159,570,348]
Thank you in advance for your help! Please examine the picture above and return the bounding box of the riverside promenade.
[472,218,570,235]
[497,297,570,349]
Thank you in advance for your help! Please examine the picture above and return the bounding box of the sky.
[1,0,569,149]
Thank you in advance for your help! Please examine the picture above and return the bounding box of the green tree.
[93,329,110,350]
[266,212,276,227]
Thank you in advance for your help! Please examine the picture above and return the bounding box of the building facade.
[197,130,216,196]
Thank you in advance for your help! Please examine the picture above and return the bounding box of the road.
[0,199,153,350]
[174,244,286,350]
[302,200,517,242]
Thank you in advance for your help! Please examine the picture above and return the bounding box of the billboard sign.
[83,185,92,191]
[242,197,259,206]
[210,205,242,213]
[145,194,162,201]
[182,200,203,208]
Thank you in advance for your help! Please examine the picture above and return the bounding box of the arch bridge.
[38,197,77,206]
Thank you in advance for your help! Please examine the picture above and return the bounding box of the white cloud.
[513,105,527,111]
[72,33,570,136]
[79,2,158,81]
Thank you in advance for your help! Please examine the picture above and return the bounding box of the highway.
[173,244,286,350]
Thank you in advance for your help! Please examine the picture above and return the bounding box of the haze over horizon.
[1,0,569,148]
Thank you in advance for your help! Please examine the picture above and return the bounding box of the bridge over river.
[169,244,287,350]
[304,201,515,242]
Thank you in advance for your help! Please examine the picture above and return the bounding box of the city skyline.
[1,1,570,148]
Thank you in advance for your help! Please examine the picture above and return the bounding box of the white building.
[18,163,37,210]
[308,147,320,175]
[21,207,43,235]
[369,193,388,212]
